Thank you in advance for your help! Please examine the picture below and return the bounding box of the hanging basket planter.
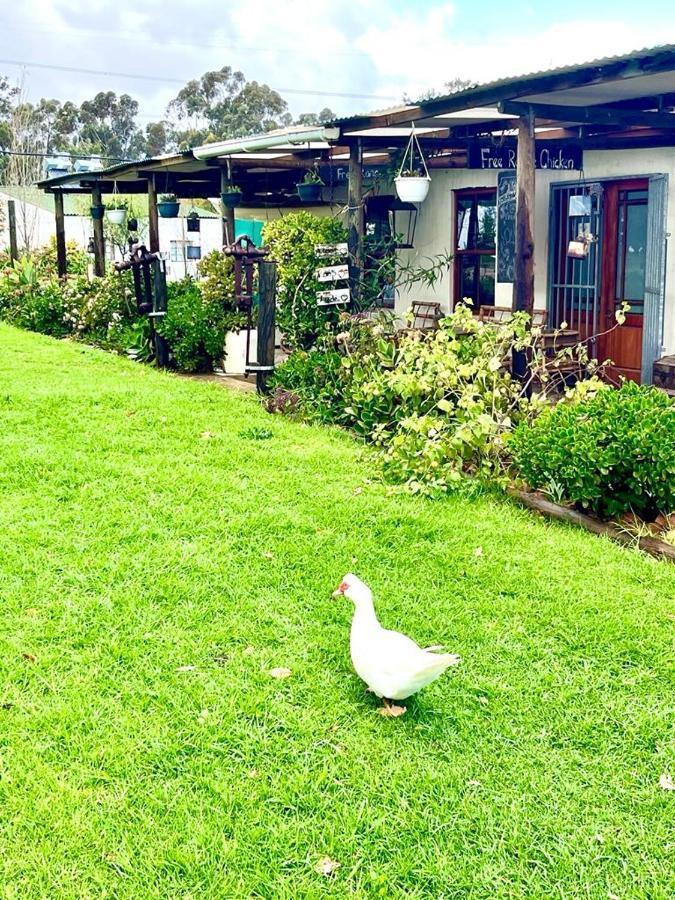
[296,181,322,202]
[107,208,127,225]
[394,176,431,203]
[158,194,180,218]
[220,188,243,209]
[394,125,431,204]
[90,205,105,220]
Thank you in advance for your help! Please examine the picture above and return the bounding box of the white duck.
[333,573,460,716]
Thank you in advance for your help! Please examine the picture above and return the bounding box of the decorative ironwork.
[223,235,269,372]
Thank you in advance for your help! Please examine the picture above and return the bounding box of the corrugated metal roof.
[325,42,675,126]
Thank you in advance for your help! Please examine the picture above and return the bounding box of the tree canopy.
[0,66,337,179]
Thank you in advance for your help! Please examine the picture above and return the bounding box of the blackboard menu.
[497,171,516,283]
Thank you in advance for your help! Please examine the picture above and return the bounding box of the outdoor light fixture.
[388,198,418,249]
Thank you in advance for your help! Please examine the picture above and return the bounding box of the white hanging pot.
[107,208,127,225]
[395,176,431,203]
[394,125,432,204]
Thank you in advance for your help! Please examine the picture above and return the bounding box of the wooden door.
[599,180,649,383]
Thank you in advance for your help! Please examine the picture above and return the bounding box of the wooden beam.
[347,141,363,305]
[7,200,18,261]
[499,100,675,129]
[91,186,105,277]
[256,260,277,394]
[512,112,536,381]
[54,191,67,277]
[147,176,159,253]
[220,169,235,247]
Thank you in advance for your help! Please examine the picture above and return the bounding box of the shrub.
[157,275,244,373]
[272,304,542,494]
[262,212,348,350]
[197,250,238,311]
[510,380,675,519]
[269,348,344,423]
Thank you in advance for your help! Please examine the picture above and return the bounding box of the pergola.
[38,43,675,319]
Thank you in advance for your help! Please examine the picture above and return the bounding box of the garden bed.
[508,488,675,562]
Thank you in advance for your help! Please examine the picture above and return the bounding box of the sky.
[2,0,675,122]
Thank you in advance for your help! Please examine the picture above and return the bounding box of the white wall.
[394,147,675,356]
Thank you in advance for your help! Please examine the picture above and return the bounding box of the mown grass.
[0,323,673,899]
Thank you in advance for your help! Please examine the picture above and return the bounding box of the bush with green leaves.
[157,275,243,373]
[262,212,348,350]
[271,305,544,494]
[510,380,675,519]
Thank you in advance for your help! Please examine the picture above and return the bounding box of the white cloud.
[2,1,674,122]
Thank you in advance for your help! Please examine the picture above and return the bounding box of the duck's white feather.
[349,593,459,700]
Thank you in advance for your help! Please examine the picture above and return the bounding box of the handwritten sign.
[317,287,350,306]
[319,164,388,185]
[314,243,348,259]
[316,264,349,283]
[468,141,582,171]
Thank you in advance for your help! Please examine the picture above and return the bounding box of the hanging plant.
[395,125,431,204]
[158,193,180,218]
[296,167,323,202]
[220,184,243,209]
[106,182,128,225]
[90,204,105,220]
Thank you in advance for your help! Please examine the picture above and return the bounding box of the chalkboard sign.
[497,171,516,283]
[468,141,582,171]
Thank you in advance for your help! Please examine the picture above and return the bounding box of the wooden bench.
[478,305,547,328]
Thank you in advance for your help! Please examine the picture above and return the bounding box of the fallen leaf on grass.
[474,546,483,557]
[200,431,215,440]
[244,646,255,655]
[198,709,209,722]
[477,696,489,706]
[21,653,37,663]
[25,608,38,617]
[315,857,340,877]
[247,768,258,779]
[262,551,274,559]
[176,665,196,673]
[269,667,292,679]
[353,487,363,496]
[467,779,482,787]
[659,773,675,791]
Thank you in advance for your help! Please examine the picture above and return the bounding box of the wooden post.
[221,168,235,247]
[7,200,18,262]
[512,109,536,379]
[91,186,105,276]
[347,140,363,305]
[54,192,67,277]
[148,176,159,253]
[256,260,277,394]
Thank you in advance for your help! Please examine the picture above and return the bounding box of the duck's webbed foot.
[379,697,407,717]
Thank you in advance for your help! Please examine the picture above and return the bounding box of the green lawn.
[1,324,674,899]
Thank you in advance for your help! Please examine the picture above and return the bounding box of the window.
[169,241,202,262]
[454,188,496,308]
[615,188,648,314]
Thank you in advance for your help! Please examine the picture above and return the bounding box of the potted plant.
[394,167,431,203]
[220,184,243,209]
[106,200,127,226]
[158,193,180,218]
[90,204,105,220]
[127,216,139,232]
[296,168,323,202]
[394,125,431,204]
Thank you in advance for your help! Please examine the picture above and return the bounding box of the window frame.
[452,187,497,309]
